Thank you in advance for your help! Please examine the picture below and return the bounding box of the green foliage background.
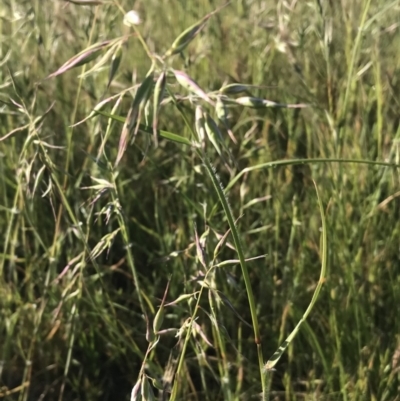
[0,0,399,400]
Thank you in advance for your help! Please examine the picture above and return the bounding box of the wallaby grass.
[1,0,400,400]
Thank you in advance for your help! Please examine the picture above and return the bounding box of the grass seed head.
[164,19,209,58]
[219,83,254,95]
[153,306,165,334]
[163,3,228,58]
[204,112,223,156]
[141,376,156,401]
[235,96,281,108]
[130,378,142,401]
[215,96,230,125]
[173,70,214,105]
[195,105,206,145]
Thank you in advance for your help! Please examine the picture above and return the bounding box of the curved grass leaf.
[263,181,327,372]
[225,158,400,193]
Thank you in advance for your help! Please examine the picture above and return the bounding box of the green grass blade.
[264,180,327,371]
[225,158,400,193]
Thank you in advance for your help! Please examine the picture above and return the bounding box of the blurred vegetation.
[1,0,400,400]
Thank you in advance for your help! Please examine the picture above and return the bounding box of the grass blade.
[264,181,327,371]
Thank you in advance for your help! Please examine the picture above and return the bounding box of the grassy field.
[1,0,400,400]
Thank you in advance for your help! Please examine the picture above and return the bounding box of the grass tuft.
[1,1,400,400]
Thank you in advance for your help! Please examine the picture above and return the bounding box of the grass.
[1,0,400,400]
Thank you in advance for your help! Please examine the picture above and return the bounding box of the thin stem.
[202,156,266,396]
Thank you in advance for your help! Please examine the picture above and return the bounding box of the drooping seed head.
[163,4,228,58]
[141,376,156,401]
[204,112,223,156]
[130,378,142,401]
[235,96,281,108]
[219,83,254,95]
[153,306,165,334]
[215,97,230,125]
[173,70,214,105]
[164,19,209,58]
